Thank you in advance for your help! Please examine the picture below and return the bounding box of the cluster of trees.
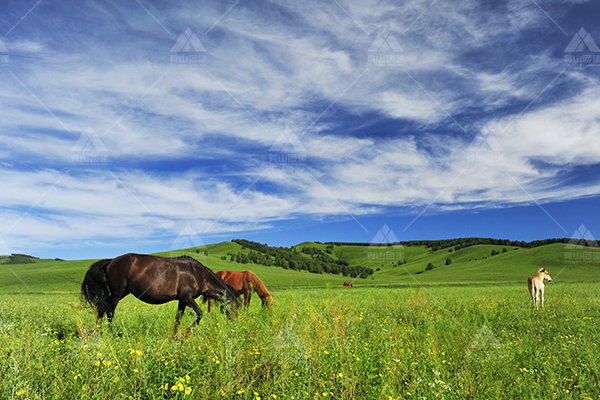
[301,245,334,256]
[325,237,572,252]
[425,257,452,272]
[490,248,509,256]
[228,251,273,266]
[230,239,374,278]
[391,259,407,268]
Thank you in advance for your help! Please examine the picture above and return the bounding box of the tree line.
[325,237,575,251]
[230,239,374,278]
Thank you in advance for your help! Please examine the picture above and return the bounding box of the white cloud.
[1,0,599,253]
[376,91,441,121]
[0,167,293,250]
[492,85,600,164]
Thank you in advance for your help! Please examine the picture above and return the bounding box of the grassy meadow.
[1,241,599,399]
[1,283,600,399]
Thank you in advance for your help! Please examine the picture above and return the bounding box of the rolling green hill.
[1,240,598,294]
[298,241,599,284]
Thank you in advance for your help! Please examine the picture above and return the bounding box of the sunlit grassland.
[1,282,599,399]
[2,242,598,293]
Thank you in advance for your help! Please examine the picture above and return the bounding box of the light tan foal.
[527,268,552,310]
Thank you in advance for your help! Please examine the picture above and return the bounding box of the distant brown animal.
[204,270,273,313]
[527,268,552,310]
[343,281,353,287]
[81,254,238,334]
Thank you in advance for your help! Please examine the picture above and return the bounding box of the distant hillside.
[0,238,598,294]
[0,253,40,265]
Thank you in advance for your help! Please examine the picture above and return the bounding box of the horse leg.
[181,296,203,332]
[94,315,103,333]
[244,288,251,308]
[106,289,129,331]
[207,298,213,315]
[173,301,186,337]
[527,279,534,309]
[106,297,119,331]
[541,286,545,308]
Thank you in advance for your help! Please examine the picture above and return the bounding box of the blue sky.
[1,0,599,260]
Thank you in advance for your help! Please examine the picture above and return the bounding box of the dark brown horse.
[81,254,238,334]
[204,270,273,313]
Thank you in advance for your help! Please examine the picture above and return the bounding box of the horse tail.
[81,259,113,319]
[246,271,271,300]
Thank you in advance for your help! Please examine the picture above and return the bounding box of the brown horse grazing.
[343,281,353,287]
[81,254,238,334]
[204,270,273,313]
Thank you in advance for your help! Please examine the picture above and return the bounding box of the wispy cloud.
[1,0,599,254]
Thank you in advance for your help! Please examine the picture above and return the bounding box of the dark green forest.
[229,239,375,278]
[325,237,575,251]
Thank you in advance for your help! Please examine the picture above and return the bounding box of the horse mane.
[173,259,238,307]
[245,271,271,299]
[173,255,196,261]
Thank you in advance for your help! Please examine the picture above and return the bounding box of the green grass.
[1,241,599,399]
[1,283,599,399]
[0,259,97,293]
